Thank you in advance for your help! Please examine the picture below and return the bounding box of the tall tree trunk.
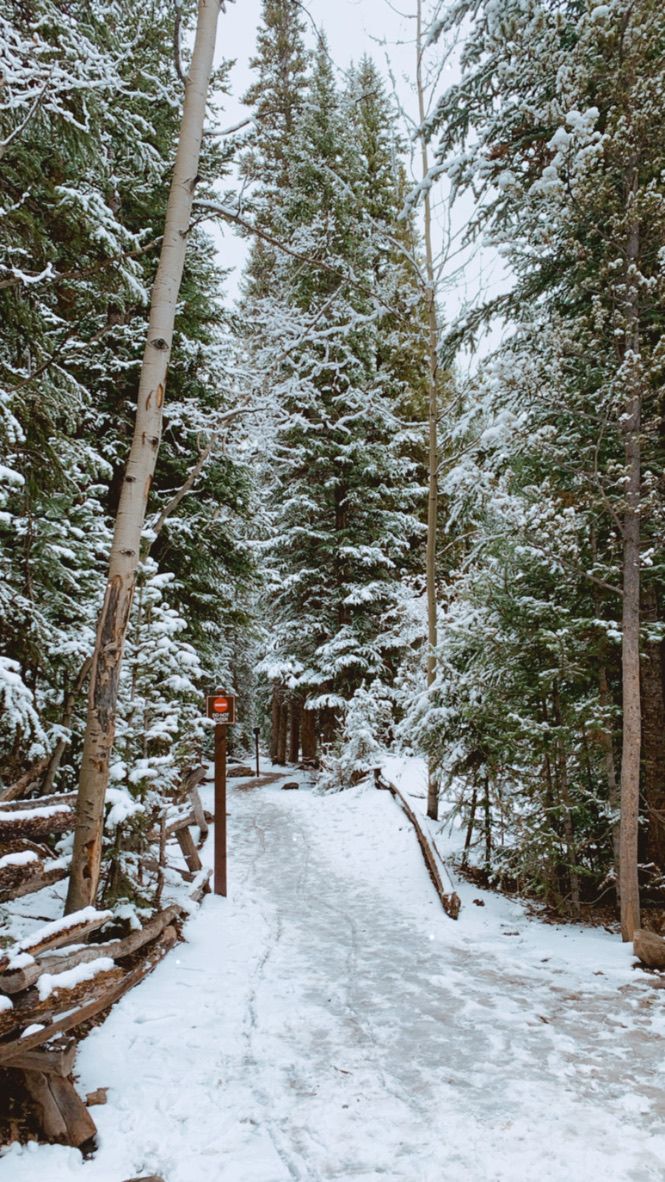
[416,0,440,822]
[276,697,288,765]
[483,776,491,877]
[288,695,302,764]
[301,707,317,764]
[552,682,581,917]
[270,684,282,763]
[66,0,222,914]
[641,587,665,871]
[597,664,621,903]
[461,786,477,868]
[619,192,642,941]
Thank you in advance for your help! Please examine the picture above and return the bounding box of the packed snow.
[1,765,664,1181]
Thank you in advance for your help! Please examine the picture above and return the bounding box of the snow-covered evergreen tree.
[411,0,665,916]
[242,38,426,758]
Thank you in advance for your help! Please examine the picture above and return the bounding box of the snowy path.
[3,778,665,1181]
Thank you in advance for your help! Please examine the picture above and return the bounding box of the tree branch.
[192,200,404,320]
[0,76,51,161]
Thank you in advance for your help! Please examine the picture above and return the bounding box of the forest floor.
[2,761,665,1182]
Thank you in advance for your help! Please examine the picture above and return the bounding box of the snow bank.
[0,851,39,870]
[17,907,111,953]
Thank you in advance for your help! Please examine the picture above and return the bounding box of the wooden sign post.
[206,691,237,897]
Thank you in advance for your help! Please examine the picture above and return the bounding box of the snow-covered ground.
[2,761,664,1181]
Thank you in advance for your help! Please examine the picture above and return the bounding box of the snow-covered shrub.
[320,684,393,790]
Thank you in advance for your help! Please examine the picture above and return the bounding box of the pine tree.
[419,0,665,927]
[241,39,426,762]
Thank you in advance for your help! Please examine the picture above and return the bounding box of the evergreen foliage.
[0,0,257,874]
[407,0,665,911]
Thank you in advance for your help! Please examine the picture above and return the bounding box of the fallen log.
[0,904,181,994]
[0,756,53,804]
[0,803,75,840]
[24,1069,97,1147]
[0,926,178,1065]
[0,908,113,973]
[5,1033,77,1076]
[228,764,254,778]
[633,929,665,970]
[0,792,77,813]
[0,858,69,904]
[376,772,461,920]
[122,1176,166,1182]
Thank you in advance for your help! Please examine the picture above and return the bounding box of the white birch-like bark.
[66,0,222,913]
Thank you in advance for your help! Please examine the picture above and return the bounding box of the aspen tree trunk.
[66,0,222,914]
[618,199,642,941]
[416,0,440,822]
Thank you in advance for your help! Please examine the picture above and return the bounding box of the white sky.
[212,0,509,359]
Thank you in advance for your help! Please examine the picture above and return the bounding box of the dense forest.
[1,0,664,944]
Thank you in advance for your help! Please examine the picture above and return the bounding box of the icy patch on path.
[2,778,664,1181]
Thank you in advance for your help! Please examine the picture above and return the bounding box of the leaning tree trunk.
[416,0,440,822]
[66,0,222,914]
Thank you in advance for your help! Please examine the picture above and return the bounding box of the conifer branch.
[193,200,404,320]
[0,75,51,160]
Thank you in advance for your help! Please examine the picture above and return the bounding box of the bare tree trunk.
[619,189,642,941]
[461,786,477,868]
[276,697,288,765]
[41,657,93,796]
[483,776,491,877]
[416,0,440,822]
[66,0,222,914]
[301,707,317,764]
[288,695,301,764]
[270,685,282,764]
[552,683,581,917]
[597,664,621,902]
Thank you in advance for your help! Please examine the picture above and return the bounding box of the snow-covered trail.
[3,779,665,1181]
